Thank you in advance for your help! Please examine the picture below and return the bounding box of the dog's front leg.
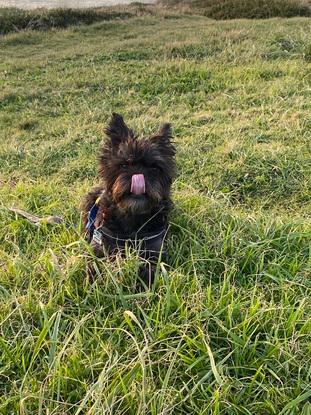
[137,261,157,291]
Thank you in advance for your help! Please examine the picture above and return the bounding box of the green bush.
[159,0,311,19]
[0,7,133,35]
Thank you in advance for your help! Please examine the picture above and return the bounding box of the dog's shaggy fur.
[81,113,176,287]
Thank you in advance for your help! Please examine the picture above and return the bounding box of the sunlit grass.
[0,11,310,415]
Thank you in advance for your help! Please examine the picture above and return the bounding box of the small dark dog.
[81,113,176,288]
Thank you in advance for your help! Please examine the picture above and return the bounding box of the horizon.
[0,0,155,9]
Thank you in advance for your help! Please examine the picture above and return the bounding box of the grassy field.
[159,0,311,19]
[0,9,311,415]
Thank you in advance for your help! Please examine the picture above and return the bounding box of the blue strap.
[86,203,99,240]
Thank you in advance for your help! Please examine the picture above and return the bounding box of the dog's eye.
[150,164,159,171]
[120,163,128,169]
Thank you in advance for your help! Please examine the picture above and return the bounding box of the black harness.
[92,225,167,252]
[86,197,167,253]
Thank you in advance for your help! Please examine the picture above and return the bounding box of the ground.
[0,12,310,415]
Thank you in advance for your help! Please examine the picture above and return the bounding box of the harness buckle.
[92,228,103,245]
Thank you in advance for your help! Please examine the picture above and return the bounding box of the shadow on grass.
[167,193,310,287]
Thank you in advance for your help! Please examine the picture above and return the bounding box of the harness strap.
[86,196,101,241]
[93,226,167,246]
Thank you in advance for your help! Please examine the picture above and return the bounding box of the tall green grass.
[0,6,135,35]
[160,0,311,18]
[0,10,310,415]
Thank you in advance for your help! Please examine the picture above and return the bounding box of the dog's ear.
[105,113,134,146]
[150,123,172,144]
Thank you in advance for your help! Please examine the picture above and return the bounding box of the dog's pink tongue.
[131,174,145,195]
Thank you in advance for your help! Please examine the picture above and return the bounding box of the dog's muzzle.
[131,174,145,195]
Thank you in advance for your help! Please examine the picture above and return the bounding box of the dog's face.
[99,113,176,214]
